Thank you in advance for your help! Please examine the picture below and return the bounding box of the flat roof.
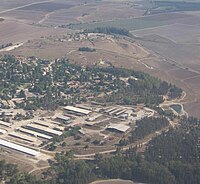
[64,106,91,115]
[105,107,116,113]
[76,104,93,110]
[0,121,12,127]
[109,108,123,115]
[115,110,126,116]
[85,121,97,126]
[78,129,86,135]
[33,121,65,131]
[107,124,130,133]
[55,115,71,121]
[86,114,102,121]
[0,139,40,156]
[26,124,62,136]
[0,129,7,134]
[33,121,51,128]
[18,128,52,140]
[9,132,37,142]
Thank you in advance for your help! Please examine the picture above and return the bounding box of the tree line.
[84,27,132,37]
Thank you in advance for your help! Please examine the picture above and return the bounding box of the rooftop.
[18,127,53,140]
[26,124,63,136]
[64,106,92,115]
[107,123,130,133]
[55,115,71,121]
[0,139,40,156]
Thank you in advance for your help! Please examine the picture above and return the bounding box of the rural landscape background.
[1,0,200,118]
[0,0,200,183]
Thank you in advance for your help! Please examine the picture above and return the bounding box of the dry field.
[43,2,145,26]
[130,11,200,118]
[0,19,68,44]
[133,23,200,44]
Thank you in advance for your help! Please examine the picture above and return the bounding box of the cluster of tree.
[8,173,50,184]
[84,27,132,37]
[147,105,176,120]
[13,112,34,121]
[45,126,80,151]
[41,141,200,184]
[78,47,96,52]
[96,67,182,105]
[0,43,12,49]
[40,117,200,184]
[0,55,182,110]
[145,117,200,164]
[2,117,200,184]
[130,117,169,142]
[0,160,18,181]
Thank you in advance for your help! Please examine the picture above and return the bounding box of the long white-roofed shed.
[0,139,40,156]
[64,106,92,116]
[26,124,62,136]
[107,124,130,133]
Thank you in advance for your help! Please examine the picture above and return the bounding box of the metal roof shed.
[0,139,40,156]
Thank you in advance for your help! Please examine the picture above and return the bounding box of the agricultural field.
[0,20,67,45]
[130,11,200,118]
[43,2,145,26]
[69,16,170,31]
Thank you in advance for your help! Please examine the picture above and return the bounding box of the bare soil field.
[0,0,43,10]
[0,151,35,173]
[1,10,46,23]
[0,0,93,24]
[0,20,67,44]
[133,23,200,44]
[167,69,199,80]
[184,76,200,92]
[36,1,145,26]
[19,2,73,12]
[128,11,200,118]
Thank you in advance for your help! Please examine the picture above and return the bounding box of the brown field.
[43,3,144,26]
[133,23,200,44]
[0,20,67,44]
[167,69,199,80]
[129,11,200,118]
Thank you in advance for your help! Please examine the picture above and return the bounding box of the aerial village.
[0,54,182,164]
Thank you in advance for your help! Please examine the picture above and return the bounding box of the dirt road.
[0,0,54,14]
